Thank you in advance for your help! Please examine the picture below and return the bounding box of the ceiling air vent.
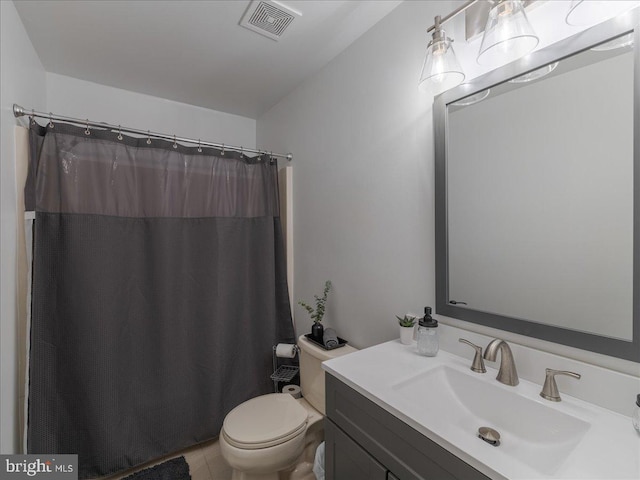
[240,0,301,41]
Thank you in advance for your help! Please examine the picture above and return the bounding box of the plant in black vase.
[298,280,332,341]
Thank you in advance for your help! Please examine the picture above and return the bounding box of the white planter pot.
[399,325,414,345]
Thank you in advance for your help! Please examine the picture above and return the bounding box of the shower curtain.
[25,122,295,478]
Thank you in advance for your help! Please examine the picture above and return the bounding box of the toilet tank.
[298,334,357,415]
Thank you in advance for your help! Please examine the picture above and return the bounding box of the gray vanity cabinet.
[325,374,491,480]
[325,419,387,479]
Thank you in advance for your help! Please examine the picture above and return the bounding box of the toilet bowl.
[219,334,357,480]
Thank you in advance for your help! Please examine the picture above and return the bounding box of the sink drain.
[478,427,500,446]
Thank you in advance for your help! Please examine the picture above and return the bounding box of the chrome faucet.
[483,339,519,386]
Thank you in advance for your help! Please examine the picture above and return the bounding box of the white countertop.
[322,340,640,480]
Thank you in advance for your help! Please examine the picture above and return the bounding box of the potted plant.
[396,314,416,345]
[298,280,332,341]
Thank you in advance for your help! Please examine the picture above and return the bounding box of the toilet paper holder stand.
[271,344,300,392]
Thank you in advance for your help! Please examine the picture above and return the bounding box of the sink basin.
[392,366,591,476]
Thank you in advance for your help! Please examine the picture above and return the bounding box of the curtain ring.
[84,119,91,135]
[29,109,35,126]
[197,139,202,153]
[117,125,123,141]
[239,146,243,158]
[48,112,54,128]
[221,143,225,156]
[173,135,178,149]
[146,130,151,145]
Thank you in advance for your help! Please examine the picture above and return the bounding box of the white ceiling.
[15,0,403,119]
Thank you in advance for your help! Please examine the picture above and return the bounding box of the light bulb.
[477,0,539,67]
[418,23,465,94]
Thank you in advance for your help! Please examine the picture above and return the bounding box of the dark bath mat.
[122,456,191,480]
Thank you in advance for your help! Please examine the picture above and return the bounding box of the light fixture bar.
[426,0,478,33]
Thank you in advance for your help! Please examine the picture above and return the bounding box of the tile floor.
[97,438,232,480]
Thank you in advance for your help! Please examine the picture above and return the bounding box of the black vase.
[312,322,324,342]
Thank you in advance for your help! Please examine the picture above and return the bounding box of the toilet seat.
[222,393,308,450]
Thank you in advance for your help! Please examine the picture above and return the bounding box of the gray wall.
[0,0,46,453]
[257,1,448,347]
[257,0,640,377]
[45,73,257,148]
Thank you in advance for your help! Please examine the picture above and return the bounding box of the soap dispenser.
[417,306,439,357]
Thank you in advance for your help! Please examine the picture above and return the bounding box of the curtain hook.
[84,119,91,135]
[117,125,123,141]
[146,130,151,145]
[173,135,178,149]
[239,146,243,158]
[197,139,202,153]
[48,112,54,128]
[221,143,225,156]
[30,109,35,126]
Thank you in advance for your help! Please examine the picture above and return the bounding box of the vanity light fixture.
[419,0,540,94]
[509,61,559,83]
[566,0,640,27]
[420,0,638,94]
[418,15,465,94]
[477,0,539,66]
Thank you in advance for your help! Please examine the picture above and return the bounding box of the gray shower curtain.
[26,122,294,478]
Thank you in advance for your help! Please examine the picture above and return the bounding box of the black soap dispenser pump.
[417,307,439,356]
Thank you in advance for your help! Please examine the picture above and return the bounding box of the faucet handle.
[540,368,581,402]
[459,338,486,373]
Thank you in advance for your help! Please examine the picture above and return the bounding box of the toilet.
[219,334,357,480]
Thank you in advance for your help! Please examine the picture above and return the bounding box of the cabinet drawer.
[326,374,490,480]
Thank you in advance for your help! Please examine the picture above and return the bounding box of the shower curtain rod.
[13,104,293,161]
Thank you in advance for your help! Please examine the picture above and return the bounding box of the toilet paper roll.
[282,385,302,399]
[275,343,297,358]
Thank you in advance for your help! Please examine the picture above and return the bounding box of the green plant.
[298,280,332,323]
[396,315,416,327]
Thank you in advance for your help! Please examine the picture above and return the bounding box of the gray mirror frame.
[434,12,640,362]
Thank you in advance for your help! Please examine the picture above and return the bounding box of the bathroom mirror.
[434,13,640,362]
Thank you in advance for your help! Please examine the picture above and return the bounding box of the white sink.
[392,366,591,476]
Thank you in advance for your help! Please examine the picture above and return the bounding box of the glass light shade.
[509,61,559,83]
[418,35,465,95]
[566,1,640,27]
[451,89,491,106]
[590,32,634,51]
[477,0,539,67]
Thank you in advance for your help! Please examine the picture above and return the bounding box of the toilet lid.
[223,393,308,448]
